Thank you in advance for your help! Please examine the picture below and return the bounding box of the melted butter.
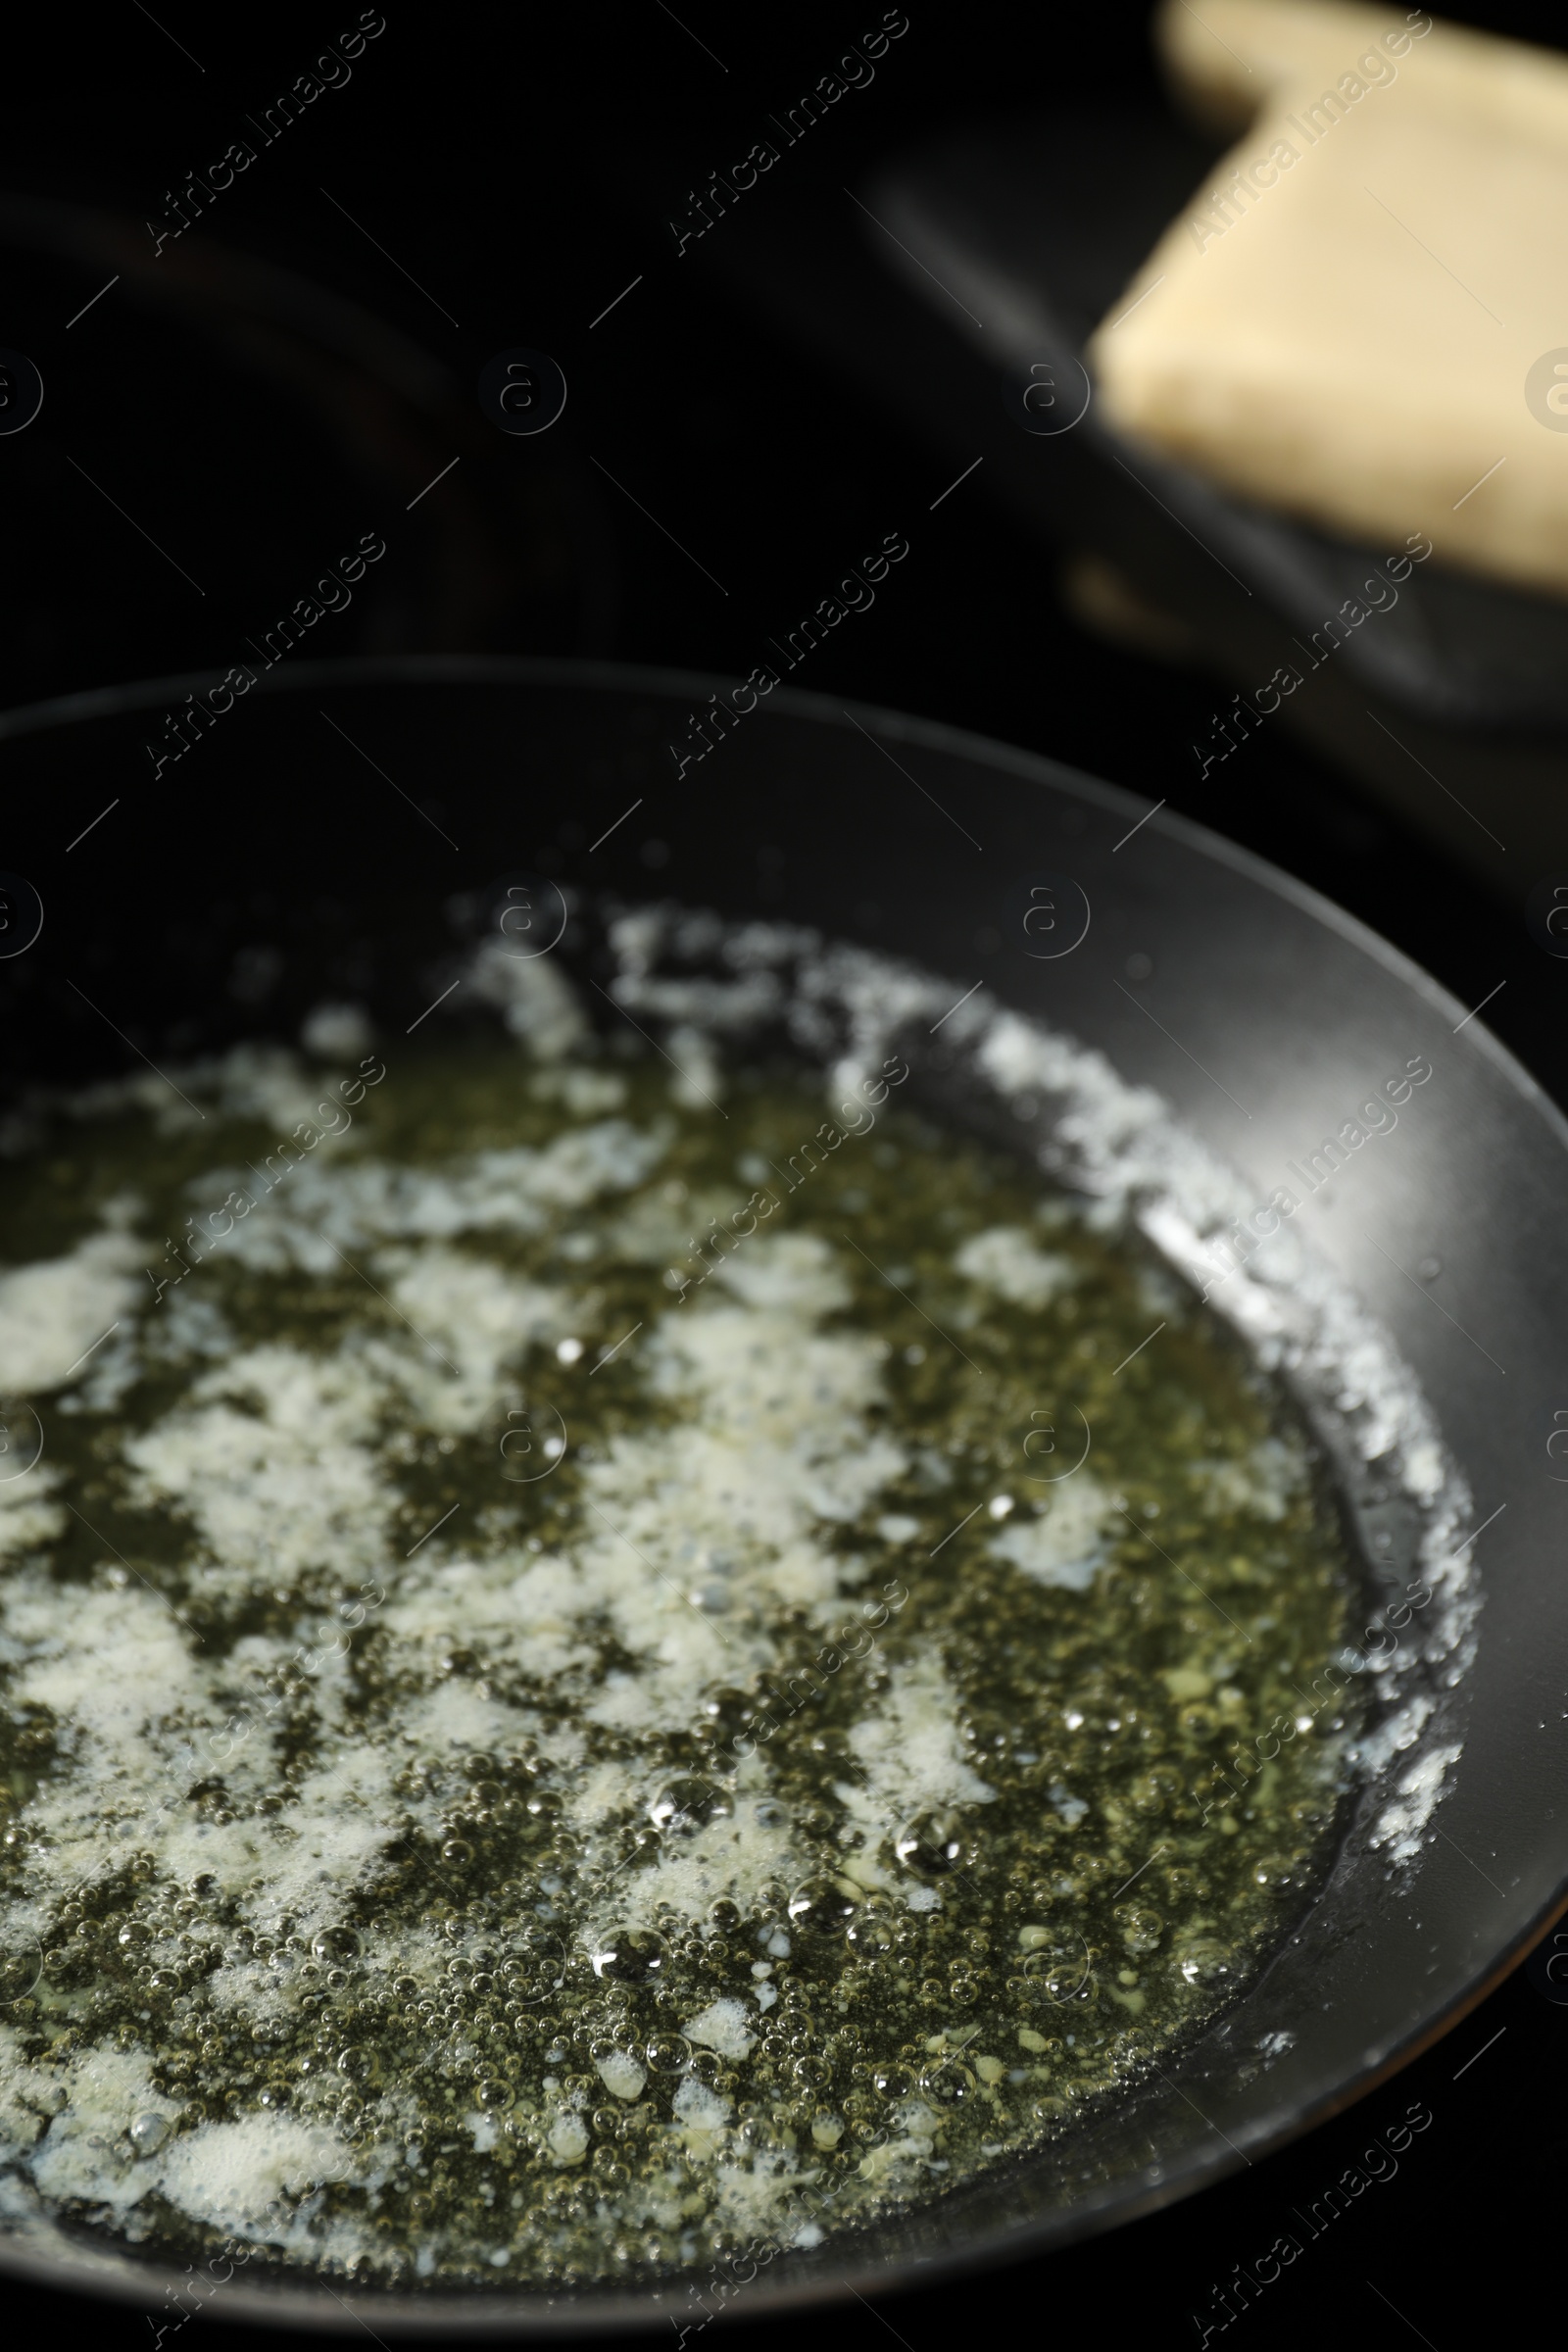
[0,1039,1363,2285]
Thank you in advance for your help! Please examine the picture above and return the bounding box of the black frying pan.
[0,658,1562,2330]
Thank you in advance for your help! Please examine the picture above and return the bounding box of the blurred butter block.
[1087,1,1568,598]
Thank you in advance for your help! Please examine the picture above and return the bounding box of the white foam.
[843,1651,995,1855]
[595,2050,648,2101]
[0,1230,144,1396]
[680,1998,756,2060]
[154,2112,366,2238]
[0,1472,64,1566]
[954,1225,1078,1308]
[988,1477,1115,1591]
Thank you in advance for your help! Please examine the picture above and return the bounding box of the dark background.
[3,0,1565,2341]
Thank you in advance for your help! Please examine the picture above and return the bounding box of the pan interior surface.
[0,660,1560,2329]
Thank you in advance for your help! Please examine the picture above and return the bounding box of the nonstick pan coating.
[0,658,1562,2330]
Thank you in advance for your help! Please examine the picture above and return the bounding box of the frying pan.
[0,658,1563,2330]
